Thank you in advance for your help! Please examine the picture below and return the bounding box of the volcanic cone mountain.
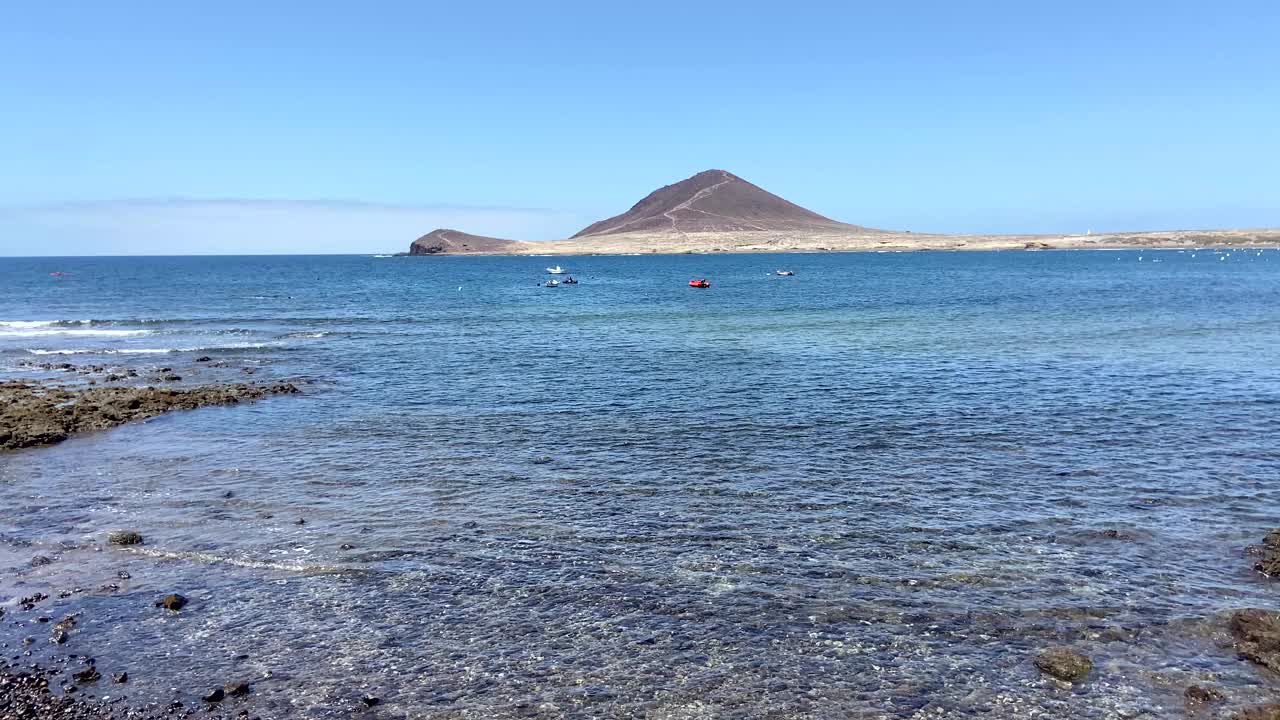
[401,169,1276,255]
[572,169,864,237]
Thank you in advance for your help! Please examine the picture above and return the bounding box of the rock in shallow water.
[107,530,144,546]
[1249,528,1280,577]
[1,380,300,451]
[224,680,251,697]
[1184,684,1225,704]
[1230,608,1280,672]
[1033,647,1092,683]
[202,687,225,702]
[155,593,188,611]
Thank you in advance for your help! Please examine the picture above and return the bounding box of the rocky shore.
[0,380,300,452]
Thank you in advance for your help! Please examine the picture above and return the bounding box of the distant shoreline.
[400,228,1280,257]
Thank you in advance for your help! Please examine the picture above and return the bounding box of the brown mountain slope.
[408,229,525,255]
[571,169,868,238]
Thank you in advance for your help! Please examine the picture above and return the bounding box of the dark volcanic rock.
[361,695,381,707]
[2,660,195,720]
[1033,647,1092,683]
[112,671,128,683]
[1184,684,1226,704]
[1,380,300,451]
[572,169,870,238]
[72,666,101,683]
[1257,554,1280,576]
[1230,608,1280,672]
[108,530,144,546]
[1251,528,1280,577]
[29,554,54,566]
[155,593,189,611]
[50,615,77,644]
[202,687,225,702]
[224,680,251,697]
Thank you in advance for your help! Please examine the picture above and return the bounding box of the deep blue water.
[2,250,1279,718]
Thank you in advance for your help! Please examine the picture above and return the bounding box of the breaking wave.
[24,342,278,356]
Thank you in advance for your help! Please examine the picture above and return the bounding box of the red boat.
[688,279,710,288]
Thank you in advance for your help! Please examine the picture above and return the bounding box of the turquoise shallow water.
[1,250,1279,718]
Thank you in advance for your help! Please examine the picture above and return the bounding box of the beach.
[3,250,1280,718]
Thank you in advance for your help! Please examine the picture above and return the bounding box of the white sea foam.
[24,342,277,356]
[0,328,151,337]
[129,546,348,574]
[1,320,91,329]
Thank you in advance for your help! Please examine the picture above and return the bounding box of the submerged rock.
[112,671,128,683]
[155,593,188,611]
[29,555,53,567]
[1230,608,1280,672]
[225,680,251,697]
[1185,684,1225,704]
[1,380,300,452]
[72,667,100,683]
[108,530,144,546]
[1034,648,1092,683]
[1233,704,1280,720]
[361,695,381,707]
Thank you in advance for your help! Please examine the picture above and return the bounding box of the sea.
[1,250,1278,718]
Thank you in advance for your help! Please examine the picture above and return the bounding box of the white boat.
[544,279,560,287]
[775,270,795,276]
[546,266,566,274]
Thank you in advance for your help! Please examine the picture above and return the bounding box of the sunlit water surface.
[1,250,1278,718]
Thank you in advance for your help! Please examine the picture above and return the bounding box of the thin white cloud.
[0,199,585,256]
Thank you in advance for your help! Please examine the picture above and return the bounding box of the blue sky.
[2,1,1277,254]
